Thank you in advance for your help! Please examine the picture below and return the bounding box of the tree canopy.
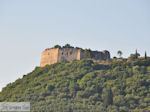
[0,59,150,112]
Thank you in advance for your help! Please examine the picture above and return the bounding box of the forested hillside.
[0,59,150,112]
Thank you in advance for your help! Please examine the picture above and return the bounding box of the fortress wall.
[77,50,110,60]
[80,50,90,59]
[40,48,59,67]
[40,47,111,67]
[58,48,81,62]
[91,51,104,60]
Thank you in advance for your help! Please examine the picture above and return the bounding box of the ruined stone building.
[40,47,110,67]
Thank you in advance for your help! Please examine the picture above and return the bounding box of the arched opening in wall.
[62,52,63,55]
[70,51,72,55]
[66,52,69,56]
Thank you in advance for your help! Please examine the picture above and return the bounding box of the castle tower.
[40,48,59,67]
[40,48,82,67]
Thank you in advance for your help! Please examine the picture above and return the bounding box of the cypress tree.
[135,49,138,59]
[145,51,147,59]
[102,88,113,107]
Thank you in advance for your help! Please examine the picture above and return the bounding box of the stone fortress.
[40,44,111,67]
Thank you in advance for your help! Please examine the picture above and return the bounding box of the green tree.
[54,45,61,48]
[102,88,113,107]
[117,50,123,58]
[63,44,73,48]
[69,80,78,98]
[47,85,55,92]
[145,51,147,59]
[135,49,140,59]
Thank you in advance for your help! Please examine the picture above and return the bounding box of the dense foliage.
[0,59,150,112]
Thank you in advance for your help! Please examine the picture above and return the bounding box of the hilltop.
[0,59,150,112]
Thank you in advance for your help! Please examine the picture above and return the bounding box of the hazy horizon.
[0,0,150,90]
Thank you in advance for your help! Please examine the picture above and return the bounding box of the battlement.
[40,46,110,67]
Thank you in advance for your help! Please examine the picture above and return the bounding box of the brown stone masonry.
[40,47,110,67]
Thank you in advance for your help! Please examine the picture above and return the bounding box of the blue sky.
[0,0,150,90]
